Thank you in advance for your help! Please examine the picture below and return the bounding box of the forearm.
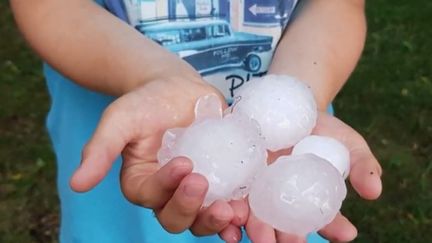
[11,0,201,96]
[269,0,366,111]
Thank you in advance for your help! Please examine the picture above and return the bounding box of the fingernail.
[211,212,231,227]
[229,232,240,243]
[210,216,225,228]
[171,165,189,179]
[184,184,206,198]
[219,205,234,221]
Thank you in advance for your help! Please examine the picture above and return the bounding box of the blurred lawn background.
[1,0,431,242]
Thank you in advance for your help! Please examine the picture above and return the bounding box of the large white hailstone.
[292,135,350,179]
[249,154,347,236]
[232,75,317,151]
[158,95,267,206]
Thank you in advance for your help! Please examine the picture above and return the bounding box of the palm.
[70,80,204,190]
[70,80,240,235]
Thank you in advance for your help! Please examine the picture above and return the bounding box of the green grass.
[336,0,432,242]
[0,0,431,242]
[0,2,58,243]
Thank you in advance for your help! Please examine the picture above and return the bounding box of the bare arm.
[12,0,235,237]
[10,0,202,96]
[269,0,366,111]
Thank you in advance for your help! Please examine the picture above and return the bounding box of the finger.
[156,173,208,233]
[229,199,249,226]
[70,105,132,192]
[319,213,357,242]
[313,113,383,200]
[246,212,276,243]
[190,200,234,236]
[219,224,242,243]
[275,232,306,243]
[121,157,193,208]
[349,147,383,200]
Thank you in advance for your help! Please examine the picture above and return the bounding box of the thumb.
[70,106,131,192]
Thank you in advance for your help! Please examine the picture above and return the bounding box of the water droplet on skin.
[194,94,223,121]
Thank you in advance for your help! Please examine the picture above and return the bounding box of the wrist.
[124,75,224,130]
[120,62,204,95]
[314,93,333,112]
[131,73,224,110]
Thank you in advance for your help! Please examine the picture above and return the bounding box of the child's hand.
[69,78,237,236]
[220,112,383,243]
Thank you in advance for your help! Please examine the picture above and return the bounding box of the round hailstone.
[292,135,350,179]
[232,75,317,151]
[249,154,347,236]
[158,95,267,206]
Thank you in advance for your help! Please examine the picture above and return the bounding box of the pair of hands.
[70,78,382,243]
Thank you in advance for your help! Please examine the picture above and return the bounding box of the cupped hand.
[70,77,236,236]
[219,111,383,243]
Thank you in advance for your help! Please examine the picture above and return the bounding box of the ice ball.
[232,75,317,151]
[249,154,347,236]
[292,135,350,179]
[158,95,267,206]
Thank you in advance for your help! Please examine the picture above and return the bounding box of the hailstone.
[249,154,347,236]
[292,135,350,179]
[232,75,317,151]
[158,94,267,206]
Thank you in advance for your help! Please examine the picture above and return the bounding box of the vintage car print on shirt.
[135,19,273,75]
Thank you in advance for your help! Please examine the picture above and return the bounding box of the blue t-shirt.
[44,0,328,242]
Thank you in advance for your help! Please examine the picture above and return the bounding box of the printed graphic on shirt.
[105,0,298,102]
